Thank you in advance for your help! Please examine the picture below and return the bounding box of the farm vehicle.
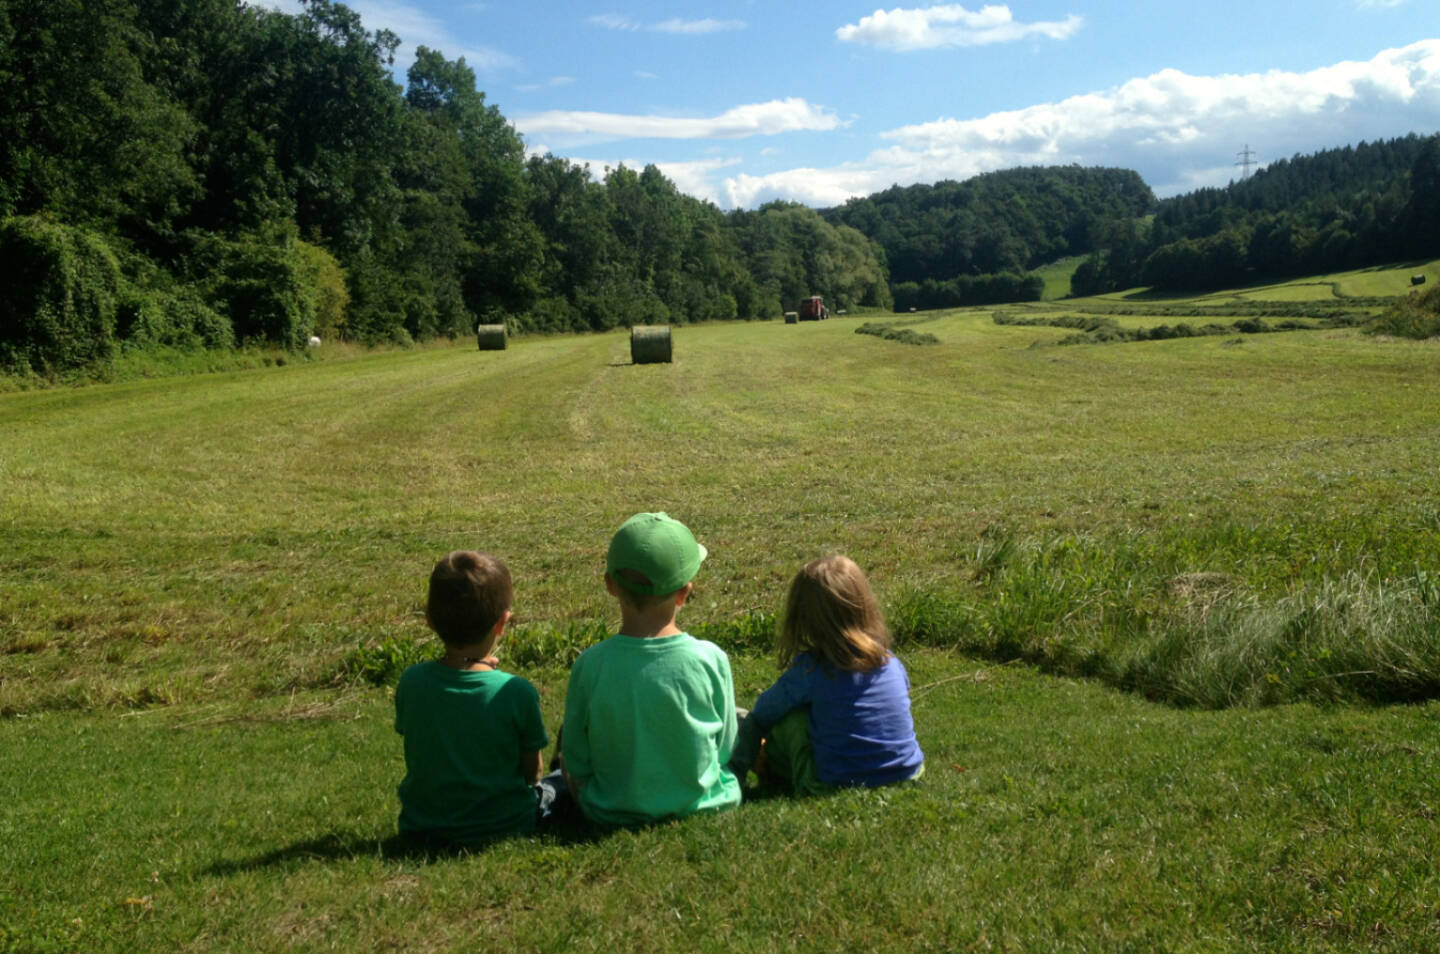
[796,296,830,320]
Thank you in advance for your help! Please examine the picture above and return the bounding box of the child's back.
[751,649,922,787]
[563,632,739,826]
[394,551,550,844]
[736,555,923,794]
[396,661,548,841]
[560,513,741,826]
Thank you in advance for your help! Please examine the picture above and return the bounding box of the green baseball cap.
[606,512,708,596]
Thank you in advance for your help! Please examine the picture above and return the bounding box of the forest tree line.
[0,0,892,375]
[1071,135,1440,295]
[822,166,1155,308]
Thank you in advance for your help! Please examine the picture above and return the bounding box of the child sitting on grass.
[731,555,924,796]
[394,551,555,846]
[559,512,742,826]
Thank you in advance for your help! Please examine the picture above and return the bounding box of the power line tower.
[1235,144,1257,179]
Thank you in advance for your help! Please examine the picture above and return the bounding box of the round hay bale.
[784,312,799,324]
[1412,274,1427,286]
[631,324,672,364]
[476,324,507,351]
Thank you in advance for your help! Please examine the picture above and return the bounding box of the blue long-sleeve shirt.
[752,652,924,786]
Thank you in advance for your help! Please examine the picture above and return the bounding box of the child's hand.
[481,655,501,668]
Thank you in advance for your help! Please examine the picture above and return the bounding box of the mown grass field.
[3,261,1440,951]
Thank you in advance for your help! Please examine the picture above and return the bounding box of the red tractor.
[796,296,830,321]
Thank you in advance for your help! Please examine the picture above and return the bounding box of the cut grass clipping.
[855,320,939,345]
[992,311,1353,344]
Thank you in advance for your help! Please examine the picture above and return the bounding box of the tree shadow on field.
[201,815,607,875]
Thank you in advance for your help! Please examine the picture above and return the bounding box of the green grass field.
[1032,256,1084,300]
[4,265,1440,950]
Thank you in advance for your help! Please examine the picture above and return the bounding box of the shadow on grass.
[1118,287,1239,303]
[201,816,607,875]
[201,784,798,875]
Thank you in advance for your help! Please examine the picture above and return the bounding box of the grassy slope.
[4,263,1440,950]
[1032,256,1084,300]
[7,659,1440,953]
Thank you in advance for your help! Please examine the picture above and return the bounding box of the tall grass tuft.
[1366,284,1440,339]
[1122,570,1440,707]
[339,614,777,687]
[891,537,1440,709]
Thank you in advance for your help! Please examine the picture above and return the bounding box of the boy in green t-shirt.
[394,551,553,845]
[560,513,742,827]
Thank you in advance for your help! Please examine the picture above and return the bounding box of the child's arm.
[512,677,550,787]
[751,663,812,728]
[716,653,739,764]
[559,664,593,784]
[520,749,544,786]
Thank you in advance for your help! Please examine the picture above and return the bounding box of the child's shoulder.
[679,633,731,664]
[397,658,441,685]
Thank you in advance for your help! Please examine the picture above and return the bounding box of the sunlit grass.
[5,659,1440,952]
[5,304,1440,712]
[5,277,1440,950]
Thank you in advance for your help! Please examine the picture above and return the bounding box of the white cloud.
[1356,0,1406,7]
[590,14,745,33]
[653,18,746,34]
[836,4,1081,51]
[258,0,517,73]
[533,155,743,205]
[723,165,897,209]
[513,98,842,145]
[875,40,1440,194]
[516,76,576,92]
[589,13,639,30]
[635,70,659,80]
[717,39,1440,207]
[651,158,745,204]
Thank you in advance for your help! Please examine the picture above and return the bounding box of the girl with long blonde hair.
[732,555,923,795]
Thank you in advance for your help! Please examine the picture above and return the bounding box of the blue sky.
[266,0,1440,208]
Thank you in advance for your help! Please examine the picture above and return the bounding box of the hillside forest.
[1,0,1437,379]
[1069,134,1440,294]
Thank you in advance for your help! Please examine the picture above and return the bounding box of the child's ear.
[603,572,621,597]
[673,582,694,608]
[491,609,512,637]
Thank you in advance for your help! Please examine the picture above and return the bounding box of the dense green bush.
[0,216,122,374]
[194,234,315,350]
[295,240,350,341]
[116,287,234,351]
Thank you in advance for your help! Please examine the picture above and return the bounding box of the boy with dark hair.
[560,512,741,826]
[394,551,553,845]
